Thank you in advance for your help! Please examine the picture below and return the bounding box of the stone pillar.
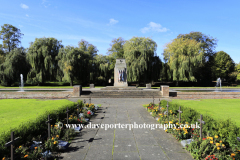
[114,59,128,87]
[73,85,82,97]
[90,84,95,88]
[146,84,151,89]
[161,85,169,97]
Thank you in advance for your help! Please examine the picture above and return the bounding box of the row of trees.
[0,24,239,86]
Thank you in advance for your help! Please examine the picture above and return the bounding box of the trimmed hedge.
[0,100,84,158]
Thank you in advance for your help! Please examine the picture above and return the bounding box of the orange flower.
[231,153,236,157]
[34,147,37,150]
[24,155,28,158]
[2,157,6,160]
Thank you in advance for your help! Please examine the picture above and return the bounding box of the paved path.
[59,98,193,160]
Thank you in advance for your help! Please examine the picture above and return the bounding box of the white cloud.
[20,3,29,9]
[42,0,51,8]
[141,22,168,33]
[26,14,29,17]
[108,18,118,25]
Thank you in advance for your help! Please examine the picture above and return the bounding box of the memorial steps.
[79,89,162,98]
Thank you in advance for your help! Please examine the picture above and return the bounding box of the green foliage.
[212,51,235,81]
[123,36,160,83]
[0,44,5,64]
[108,37,125,58]
[0,101,76,159]
[156,100,240,159]
[26,37,63,85]
[56,46,84,86]
[78,39,98,83]
[163,37,204,82]
[237,63,240,81]
[177,32,218,85]
[0,24,23,53]
[0,47,30,86]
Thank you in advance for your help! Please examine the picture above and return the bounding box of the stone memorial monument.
[114,58,128,87]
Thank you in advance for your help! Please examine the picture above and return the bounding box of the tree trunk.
[176,81,179,87]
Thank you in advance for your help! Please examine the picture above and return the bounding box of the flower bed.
[144,100,240,160]
[1,100,100,160]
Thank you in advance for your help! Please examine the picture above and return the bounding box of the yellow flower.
[231,153,236,157]
[56,135,59,138]
[207,137,213,140]
[165,129,168,132]
[169,121,173,124]
[186,122,188,124]
[222,144,225,147]
[220,140,222,143]
[217,147,220,150]
[159,114,162,116]
[24,155,28,158]
[210,141,213,144]
[19,146,22,148]
[215,135,218,139]
[216,143,220,147]
[52,137,54,140]
[2,157,6,160]
[54,125,57,127]
[54,141,57,144]
[34,147,37,150]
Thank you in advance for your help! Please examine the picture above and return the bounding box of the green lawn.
[0,99,74,134]
[171,99,240,126]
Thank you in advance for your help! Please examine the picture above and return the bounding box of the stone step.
[79,95,162,98]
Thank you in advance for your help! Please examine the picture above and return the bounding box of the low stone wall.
[0,92,72,99]
[171,92,240,99]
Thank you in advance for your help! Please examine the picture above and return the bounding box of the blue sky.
[0,0,240,63]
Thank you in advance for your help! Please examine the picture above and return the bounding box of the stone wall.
[171,92,240,99]
[0,92,72,99]
[161,85,169,97]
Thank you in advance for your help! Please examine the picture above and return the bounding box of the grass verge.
[171,99,240,126]
[0,99,74,134]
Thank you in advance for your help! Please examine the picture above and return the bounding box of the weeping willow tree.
[0,47,30,86]
[78,39,98,83]
[123,37,157,83]
[163,37,204,85]
[56,46,84,86]
[26,37,63,85]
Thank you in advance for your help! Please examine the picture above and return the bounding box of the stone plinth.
[90,84,94,88]
[161,85,169,97]
[146,84,151,89]
[114,58,128,87]
[73,85,82,97]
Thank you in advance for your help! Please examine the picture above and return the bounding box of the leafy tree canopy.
[163,37,204,82]
[26,37,63,84]
[123,37,157,82]
[108,37,125,58]
[212,51,235,81]
[177,31,217,61]
[57,46,84,86]
[0,47,29,86]
[0,24,23,53]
